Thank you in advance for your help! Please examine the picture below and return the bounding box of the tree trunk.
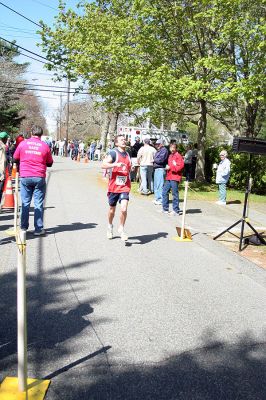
[108,112,119,138]
[245,101,258,137]
[196,99,207,181]
[100,112,111,152]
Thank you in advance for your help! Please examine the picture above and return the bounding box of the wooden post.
[17,229,27,393]
[181,181,189,239]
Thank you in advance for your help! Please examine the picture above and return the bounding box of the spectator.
[153,139,168,205]
[79,140,85,157]
[215,150,231,206]
[184,144,193,181]
[59,139,65,156]
[69,141,74,158]
[162,143,184,215]
[89,141,96,160]
[0,131,9,205]
[137,138,156,195]
[15,133,24,149]
[13,125,53,235]
[94,141,102,161]
[131,136,143,158]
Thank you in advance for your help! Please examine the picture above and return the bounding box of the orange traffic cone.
[77,153,81,162]
[84,154,89,163]
[11,163,17,179]
[2,167,9,193]
[2,176,15,209]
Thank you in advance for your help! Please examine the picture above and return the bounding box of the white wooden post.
[181,181,189,239]
[17,229,27,392]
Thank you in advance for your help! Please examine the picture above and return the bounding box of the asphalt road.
[0,157,266,400]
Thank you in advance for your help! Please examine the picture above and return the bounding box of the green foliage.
[205,146,266,194]
[0,39,28,133]
[39,0,266,178]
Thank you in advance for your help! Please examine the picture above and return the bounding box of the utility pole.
[59,93,63,140]
[65,78,70,157]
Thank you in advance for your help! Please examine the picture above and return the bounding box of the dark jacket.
[154,146,168,169]
[131,142,143,158]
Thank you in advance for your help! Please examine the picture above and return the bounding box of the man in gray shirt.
[137,138,156,195]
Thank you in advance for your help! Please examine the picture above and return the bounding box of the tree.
[0,39,28,133]
[19,91,47,135]
[39,0,266,178]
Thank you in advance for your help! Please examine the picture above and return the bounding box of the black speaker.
[232,137,266,155]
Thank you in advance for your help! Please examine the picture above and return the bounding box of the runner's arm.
[102,154,124,169]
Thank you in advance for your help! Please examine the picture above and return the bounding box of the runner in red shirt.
[102,135,131,241]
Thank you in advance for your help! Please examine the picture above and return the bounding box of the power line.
[29,0,58,12]
[0,35,38,39]
[0,2,42,28]
[0,85,89,94]
[17,51,46,64]
[23,70,57,76]
[0,20,38,33]
[1,40,47,64]
[0,36,48,61]
[1,81,85,91]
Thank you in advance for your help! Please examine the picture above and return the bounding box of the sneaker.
[118,226,128,241]
[34,229,46,236]
[170,211,179,216]
[216,201,226,206]
[107,225,113,239]
[157,209,169,214]
[153,200,162,205]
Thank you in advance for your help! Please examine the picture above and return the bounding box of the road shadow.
[0,261,108,374]
[43,346,112,380]
[48,331,266,400]
[0,213,14,221]
[128,232,168,245]
[227,200,242,205]
[186,208,202,214]
[0,222,98,244]
[44,222,98,235]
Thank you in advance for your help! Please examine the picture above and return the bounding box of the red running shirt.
[108,149,131,193]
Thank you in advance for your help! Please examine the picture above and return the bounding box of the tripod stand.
[213,154,266,251]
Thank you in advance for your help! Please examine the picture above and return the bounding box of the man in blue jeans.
[162,143,184,215]
[13,126,53,235]
[153,139,168,205]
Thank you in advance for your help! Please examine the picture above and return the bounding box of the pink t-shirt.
[14,137,53,178]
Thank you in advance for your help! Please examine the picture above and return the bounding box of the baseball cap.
[156,139,163,145]
[0,131,9,139]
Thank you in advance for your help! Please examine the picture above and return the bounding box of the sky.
[0,0,88,134]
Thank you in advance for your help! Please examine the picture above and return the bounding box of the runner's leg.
[108,206,116,225]
[119,199,128,228]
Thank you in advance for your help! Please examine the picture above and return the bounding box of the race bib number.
[116,175,127,186]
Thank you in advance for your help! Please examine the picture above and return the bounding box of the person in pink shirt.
[13,125,53,235]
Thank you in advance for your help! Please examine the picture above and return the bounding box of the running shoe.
[118,226,128,241]
[215,201,226,206]
[170,211,183,216]
[153,200,162,205]
[107,225,113,239]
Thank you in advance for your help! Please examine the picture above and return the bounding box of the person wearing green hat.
[0,131,9,205]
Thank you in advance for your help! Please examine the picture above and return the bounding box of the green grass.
[131,181,266,203]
